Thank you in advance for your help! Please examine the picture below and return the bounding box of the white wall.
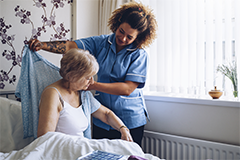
[72,0,99,40]
[144,96,240,146]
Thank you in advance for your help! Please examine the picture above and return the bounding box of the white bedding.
[0,97,162,160]
[0,132,161,160]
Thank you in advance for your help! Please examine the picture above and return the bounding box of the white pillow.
[0,97,33,153]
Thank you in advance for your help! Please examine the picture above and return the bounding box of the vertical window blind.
[140,0,240,100]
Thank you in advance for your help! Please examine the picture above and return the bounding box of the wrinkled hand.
[28,39,43,51]
[120,127,133,142]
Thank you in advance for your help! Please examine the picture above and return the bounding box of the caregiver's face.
[115,22,138,48]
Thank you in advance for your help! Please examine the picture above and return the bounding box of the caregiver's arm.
[28,39,78,54]
[92,105,133,142]
[87,81,139,96]
[37,88,62,137]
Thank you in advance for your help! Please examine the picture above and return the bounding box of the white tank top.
[48,87,88,137]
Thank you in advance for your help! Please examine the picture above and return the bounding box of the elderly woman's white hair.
[59,48,99,83]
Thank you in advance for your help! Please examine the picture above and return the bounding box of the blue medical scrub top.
[74,33,149,130]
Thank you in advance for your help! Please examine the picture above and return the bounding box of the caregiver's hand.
[120,127,133,142]
[28,39,43,51]
[86,81,97,91]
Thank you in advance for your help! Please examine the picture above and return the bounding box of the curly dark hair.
[108,1,157,49]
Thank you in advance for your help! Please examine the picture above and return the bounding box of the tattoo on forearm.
[46,41,67,53]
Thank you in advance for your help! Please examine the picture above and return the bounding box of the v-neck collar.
[107,33,138,54]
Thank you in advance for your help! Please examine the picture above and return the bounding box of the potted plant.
[217,61,238,98]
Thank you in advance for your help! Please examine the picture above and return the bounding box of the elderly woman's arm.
[37,88,61,137]
[91,105,133,142]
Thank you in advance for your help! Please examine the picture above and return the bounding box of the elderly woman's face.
[115,22,139,48]
[71,74,95,91]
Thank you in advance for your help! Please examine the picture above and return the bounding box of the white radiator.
[142,130,240,160]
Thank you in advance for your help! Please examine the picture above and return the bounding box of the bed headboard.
[0,90,20,101]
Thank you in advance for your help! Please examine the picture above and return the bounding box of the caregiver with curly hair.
[28,1,157,146]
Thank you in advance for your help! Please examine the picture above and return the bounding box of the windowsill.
[143,92,240,108]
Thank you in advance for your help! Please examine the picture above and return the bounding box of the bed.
[0,96,162,160]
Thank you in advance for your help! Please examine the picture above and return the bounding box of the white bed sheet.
[0,132,161,160]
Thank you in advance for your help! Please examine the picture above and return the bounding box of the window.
[140,0,240,100]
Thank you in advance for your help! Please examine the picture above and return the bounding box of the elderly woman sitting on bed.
[37,48,133,142]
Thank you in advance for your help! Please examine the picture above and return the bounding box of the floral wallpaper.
[0,0,72,90]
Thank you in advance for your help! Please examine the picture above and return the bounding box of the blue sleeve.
[74,35,107,57]
[82,91,101,139]
[88,91,101,113]
[125,49,149,88]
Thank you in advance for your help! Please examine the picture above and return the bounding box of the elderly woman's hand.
[28,39,43,51]
[120,126,133,142]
